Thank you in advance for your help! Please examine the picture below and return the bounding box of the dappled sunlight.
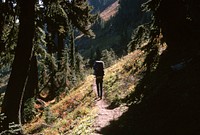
[23,49,145,134]
[1,0,199,134]
[23,74,97,134]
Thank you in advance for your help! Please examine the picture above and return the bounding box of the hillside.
[77,0,151,60]
[24,32,200,135]
[99,44,200,134]
[99,1,119,22]
[1,0,200,135]
[27,0,200,134]
[23,40,152,134]
[23,20,200,134]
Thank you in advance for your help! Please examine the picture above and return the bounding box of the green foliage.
[61,0,97,38]
[24,98,36,123]
[103,72,126,105]
[35,0,98,98]
[0,0,98,132]
[33,0,97,98]
[127,24,151,52]
[104,73,118,92]
[70,115,95,135]
[46,1,69,35]
[75,52,85,81]
[101,48,118,68]
[44,107,56,124]
[77,0,151,60]
[0,19,18,71]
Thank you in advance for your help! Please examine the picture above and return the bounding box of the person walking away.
[93,61,104,99]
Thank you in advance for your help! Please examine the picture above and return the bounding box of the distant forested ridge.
[77,0,151,61]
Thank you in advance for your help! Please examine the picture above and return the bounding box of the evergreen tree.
[1,0,36,132]
[69,25,76,83]
[101,49,117,67]
[0,0,97,131]
[32,0,97,100]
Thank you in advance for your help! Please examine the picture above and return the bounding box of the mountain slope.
[23,1,200,134]
[99,45,200,135]
[100,1,119,22]
[77,0,151,60]
[23,42,151,134]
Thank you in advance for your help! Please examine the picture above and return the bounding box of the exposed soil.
[92,80,128,135]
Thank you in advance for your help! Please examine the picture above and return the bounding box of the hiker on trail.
[93,61,105,99]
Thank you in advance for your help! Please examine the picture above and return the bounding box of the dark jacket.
[93,61,104,76]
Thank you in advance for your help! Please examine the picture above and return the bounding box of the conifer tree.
[69,25,76,82]
[0,0,97,132]
[1,0,36,132]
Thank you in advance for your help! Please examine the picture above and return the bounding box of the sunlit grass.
[24,50,146,134]
[103,50,144,104]
[23,74,98,134]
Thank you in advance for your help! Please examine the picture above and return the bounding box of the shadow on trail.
[97,1,200,134]
[98,51,200,135]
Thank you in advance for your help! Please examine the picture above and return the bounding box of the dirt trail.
[92,81,128,135]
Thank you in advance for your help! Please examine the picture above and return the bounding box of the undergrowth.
[23,41,159,134]
[23,76,97,134]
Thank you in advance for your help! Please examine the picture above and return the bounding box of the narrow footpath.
[92,81,128,135]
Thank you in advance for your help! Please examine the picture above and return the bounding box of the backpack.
[93,61,104,76]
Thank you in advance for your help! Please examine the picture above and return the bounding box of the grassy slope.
[22,28,200,135]
[24,43,150,134]
[97,42,200,134]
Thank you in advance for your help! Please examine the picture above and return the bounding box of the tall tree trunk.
[1,0,35,132]
[24,54,38,102]
[21,54,38,124]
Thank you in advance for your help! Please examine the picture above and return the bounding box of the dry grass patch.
[103,50,145,104]
[23,49,148,134]
[23,75,97,134]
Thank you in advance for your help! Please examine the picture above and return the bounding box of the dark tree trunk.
[1,0,35,132]
[24,54,38,101]
[21,54,38,124]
